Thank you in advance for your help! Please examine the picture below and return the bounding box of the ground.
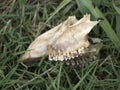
[0,0,120,90]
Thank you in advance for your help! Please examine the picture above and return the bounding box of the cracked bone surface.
[21,14,101,62]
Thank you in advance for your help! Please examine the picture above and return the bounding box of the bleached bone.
[21,14,101,62]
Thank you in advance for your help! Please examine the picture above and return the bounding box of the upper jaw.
[21,14,101,62]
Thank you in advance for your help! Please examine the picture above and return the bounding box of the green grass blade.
[72,62,98,90]
[113,1,120,15]
[57,63,63,90]
[0,64,18,86]
[45,0,71,23]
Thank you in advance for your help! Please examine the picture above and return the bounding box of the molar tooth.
[52,56,57,61]
[52,54,59,61]
[69,52,75,59]
[66,53,70,59]
[55,55,59,61]
[67,53,70,58]
[78,49,82,54]
[58,55,64,61]
[71,56,75,59]
[63,53,66,56]
[71,51,75,54]
[73,50,79,57]
[76,54,79,57]
[68,57,71,60]
[81,50,85,53]
[64,57,68,61]
[73,51,77,54]
[67,56,71,60]
[55,58,58,61]
[63,53,68,61]
[78,47,85,54]
[63,53,67,60]
[81,47,84,50]
[57,50,61,56]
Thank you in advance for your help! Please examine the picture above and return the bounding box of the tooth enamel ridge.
[48,47,86,61]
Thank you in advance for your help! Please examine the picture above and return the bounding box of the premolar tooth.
[49,56,53,61]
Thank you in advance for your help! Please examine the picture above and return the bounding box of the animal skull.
[21,14,101,63]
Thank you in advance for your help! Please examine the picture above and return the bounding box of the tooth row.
[49,47,86,61]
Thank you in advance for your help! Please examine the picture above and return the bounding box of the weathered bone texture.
[21,14,101,62]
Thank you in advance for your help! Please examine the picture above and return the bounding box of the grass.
[0,0,120,90]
